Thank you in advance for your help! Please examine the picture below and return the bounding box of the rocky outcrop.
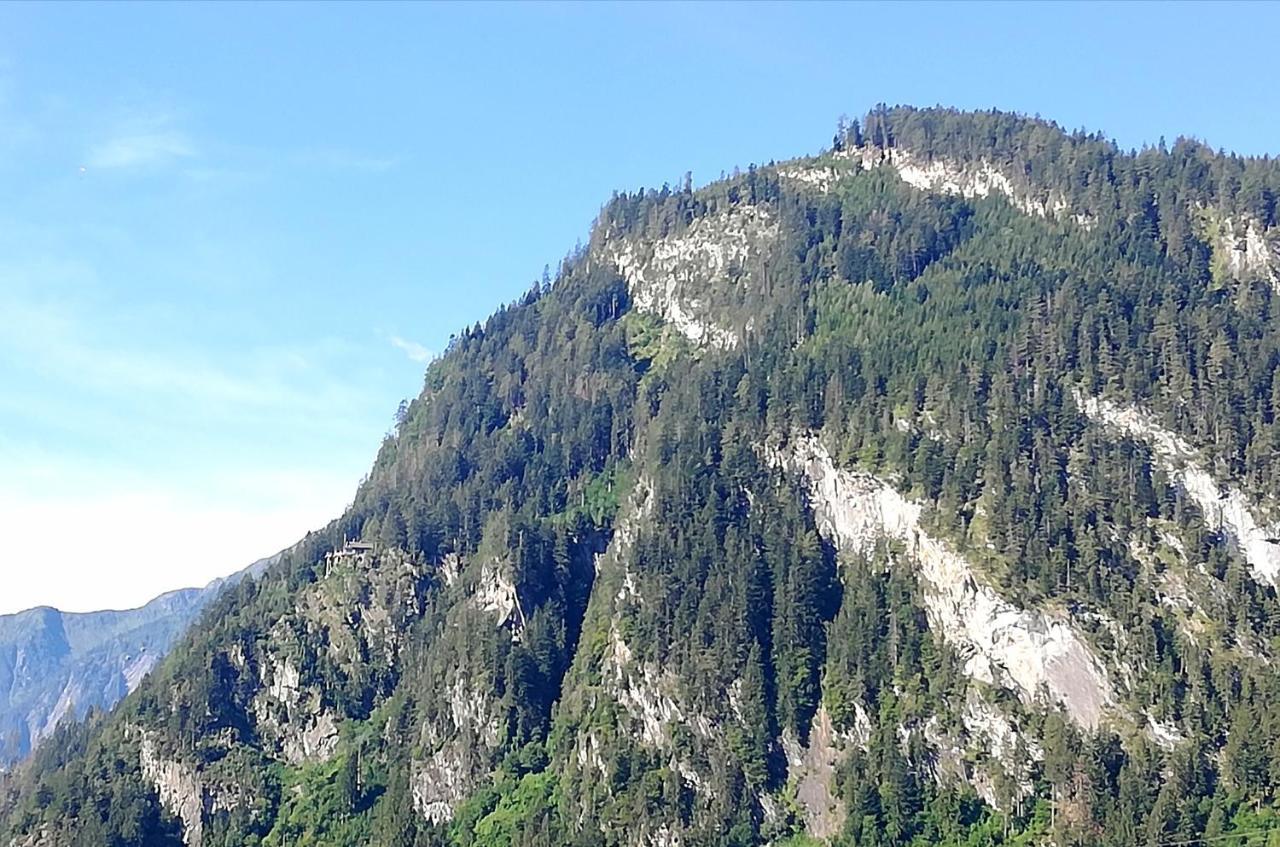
[767,434,1115,730]
[138,733,206,846]
[246,548,426,767]
[957,689,1042,807]
[1207,213,1279,289]
[250,656,340,766]
[782,703,865,840]
[410,677,503,824]
[1123,523,1219,649]
[574,729,608,779]
[473,558,526,634]
[776,161,851,194]
[1078,393,1280,588]
[592,479,715,751]
[555,477,726,840]
[135,731,246,847]
[607,207,777,349]
[410,745,472,825]
[853,145,1092,226]
[602,626,710,748]
[776,145,1091,226]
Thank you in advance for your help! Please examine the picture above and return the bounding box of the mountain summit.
[4,105,1280,847]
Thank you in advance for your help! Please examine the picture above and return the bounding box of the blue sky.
[2,1,1278,614]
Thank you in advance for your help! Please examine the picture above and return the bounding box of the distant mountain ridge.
[0,557,274,769]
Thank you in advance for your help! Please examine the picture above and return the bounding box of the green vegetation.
[262,755,370,847]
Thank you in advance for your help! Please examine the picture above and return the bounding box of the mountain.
[4,105,1280,847]
[0,558,274,771]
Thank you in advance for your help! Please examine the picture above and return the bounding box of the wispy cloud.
[0,285,375,434]
[87,129,195,170]
[0,291,381,613]
[390,334,433,363]
[297,148,399,174]
[82,104,197,171]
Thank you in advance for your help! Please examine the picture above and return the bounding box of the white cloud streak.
[87,130,195,170]
[296,148,399,174]
[0,289,371,427]
[0,293,384,613]
[390,334,433,363]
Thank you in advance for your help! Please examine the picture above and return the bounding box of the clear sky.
[2,1,1278,614]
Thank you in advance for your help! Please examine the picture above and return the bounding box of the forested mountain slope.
[4,105,1280,847]
[0,559,274,771]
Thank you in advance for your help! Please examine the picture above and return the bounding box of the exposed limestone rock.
[445,676,503,749]
[558,476,726,835]
[122,651,160,692]
[410,744,472,825]
[571,474,717,806]
[5,825,56,847]
[135,730,245,847]
[138,733,206,846]
[1147,715,1184,749]
[780,144,1089,225]
[726,677,744,718]
[609,478,653,583]
[649,825,682,847]
[607,207,777,349]
[959,689,1041,806]
[767,434,1115,729]
[575,729,608,778]
[38,680,81,741]
[757,793,783,826]
[593,479,717,750]
[1209,213,1279,289]
[589,477,653,583]
[922,716,1012,814]
[671,757,707,796]
[473,558,526,634]
[249,655,340,766]
[603,626,702,747]
[776,161,851,193]
[326,553,422,665]
[782,703,864,840]
[284,711,339,765]
[849,145,1093,227]
[891,409,949,444]
[243,548,426,768]
[440,551,463,586]
[615,569,642,606]
[410,677,503,824]
[961,692,1023,765]
[264,656,301,705]
[1123,531,1217,645]
[1078,393,1280,588]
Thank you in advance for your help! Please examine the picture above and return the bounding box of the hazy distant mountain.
[0,557,273,769]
